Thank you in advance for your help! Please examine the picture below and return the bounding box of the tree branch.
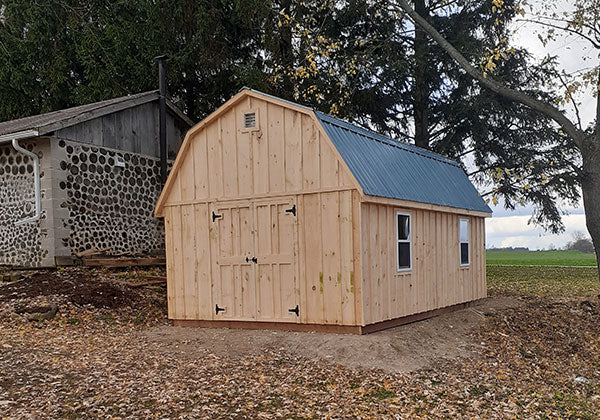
[556,71,583,131]
[516,18,600,49]
[394,0,587,149]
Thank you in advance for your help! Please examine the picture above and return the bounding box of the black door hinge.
[245,256,258,264]
[288,304,299,317]
[215,304,225,314]
[285,204,296,216]
[212,211,222,222]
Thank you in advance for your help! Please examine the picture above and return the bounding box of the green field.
[486,250,597,267]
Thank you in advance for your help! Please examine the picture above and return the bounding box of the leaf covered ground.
[1,267,599,419]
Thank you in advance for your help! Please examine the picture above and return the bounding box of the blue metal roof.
[315,112,492,213]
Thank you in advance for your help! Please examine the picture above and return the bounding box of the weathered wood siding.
[56,102,184,158]
[162,95,361,324]
[360,202,486,325]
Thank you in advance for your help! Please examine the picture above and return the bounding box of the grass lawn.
[486,249,597,266]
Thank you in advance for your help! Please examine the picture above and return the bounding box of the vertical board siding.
[360,202,487,326]
[298,191,360,325]
[162,96,354,207]
[160,93,486,328]
[56,102,187,158]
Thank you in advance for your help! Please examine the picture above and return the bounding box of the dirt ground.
[1,267,599,419]
[143,296,521,373]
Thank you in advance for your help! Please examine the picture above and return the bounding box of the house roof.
[0,91,194,137]
[315,112,492,213]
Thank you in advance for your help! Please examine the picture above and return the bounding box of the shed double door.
[211,197,299,322]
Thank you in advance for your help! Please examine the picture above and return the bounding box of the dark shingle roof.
[0,91,193,136]
[315,111,491,213]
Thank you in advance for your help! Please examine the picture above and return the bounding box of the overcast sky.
[484,0,594,250]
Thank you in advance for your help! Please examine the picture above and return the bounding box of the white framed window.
[459,218,470,266]
[396,212,411,271]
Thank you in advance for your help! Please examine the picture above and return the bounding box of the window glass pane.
[397,215,410,240]
[459,219,469,242]
[398,242,410,268]
[461,243,469,265]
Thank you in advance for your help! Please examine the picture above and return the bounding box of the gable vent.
[244,112,256,129]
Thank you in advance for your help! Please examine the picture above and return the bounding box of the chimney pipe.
[155,55,168,185]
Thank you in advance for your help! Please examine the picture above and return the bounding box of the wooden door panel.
[210,197,299,322]
[254,198,299,322]
[212,202,255,320]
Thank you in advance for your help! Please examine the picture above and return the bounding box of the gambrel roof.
[155,88,491,215]
[316,112,492,213]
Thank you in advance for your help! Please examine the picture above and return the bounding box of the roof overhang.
[362,194,493,217]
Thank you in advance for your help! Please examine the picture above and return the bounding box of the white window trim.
[396,211,412,272]
[459,217,470,267]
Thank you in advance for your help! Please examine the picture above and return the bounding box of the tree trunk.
[581,135,600,283]
[412,0,430,149]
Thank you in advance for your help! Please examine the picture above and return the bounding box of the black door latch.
[288,304,299,316]
[215,304,225,314]
[245,256,258,264]
[285,204,296,216]
[212,211,223,222]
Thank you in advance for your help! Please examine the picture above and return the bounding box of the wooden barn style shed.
[155,88,492,334]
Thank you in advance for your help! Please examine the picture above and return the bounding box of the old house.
[0,90,193,267]
[155,88,491,333]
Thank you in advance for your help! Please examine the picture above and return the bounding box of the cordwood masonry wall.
[0,138,171,267]
[0,139,53,266]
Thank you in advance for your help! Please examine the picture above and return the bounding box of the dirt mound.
[142,296,523,373]
[0,271,136,309]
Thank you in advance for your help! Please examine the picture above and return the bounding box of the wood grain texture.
[159,91,487,329]
[360,202,487,325]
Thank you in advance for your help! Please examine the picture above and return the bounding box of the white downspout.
[12,138,41,225]
[0,129,41,226]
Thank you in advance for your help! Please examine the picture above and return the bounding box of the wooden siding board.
[221,109,238,198]
[194,203,212,319]
[340,190,355,325]
[352,190,363,326]
[302,114,320,190]
[267,102,285,193]
[171,206,186,319]
[300,194,322,323]
[321,192,342,324]
[165,208,175,318]
[284,109,302,191]
[181,205,198,319]
[252,98,269,194]
[206,120,223,198]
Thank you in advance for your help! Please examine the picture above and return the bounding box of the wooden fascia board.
[362,194,492,218]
